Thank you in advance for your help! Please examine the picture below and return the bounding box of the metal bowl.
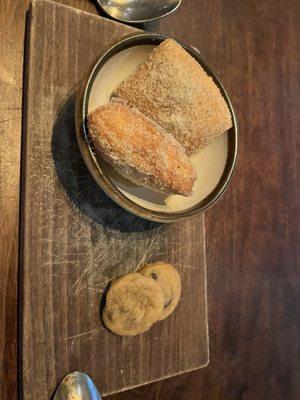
[75,33,238,223]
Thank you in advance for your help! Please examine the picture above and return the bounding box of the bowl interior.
[87,43,230,213]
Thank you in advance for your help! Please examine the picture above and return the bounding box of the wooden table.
[0,0,299,399]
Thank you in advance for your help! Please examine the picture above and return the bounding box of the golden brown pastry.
[112,39,232,154]
[102,273,164,336]
[139,261,181,320]
[87,102,197,195]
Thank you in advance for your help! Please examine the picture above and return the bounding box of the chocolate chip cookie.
[139,261,181,321]
[102,273,164,336]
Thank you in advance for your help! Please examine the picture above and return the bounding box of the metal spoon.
[53,371,101,400]
[95,0,181,24]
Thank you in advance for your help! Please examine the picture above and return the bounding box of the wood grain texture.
[0,0,299,399]
[20,1,208,398]
[108,1,300,399]
[0,2,97,399]
[0,1,30,399]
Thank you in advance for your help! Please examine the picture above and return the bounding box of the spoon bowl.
[53,371,101,400]
[96,0,181,23]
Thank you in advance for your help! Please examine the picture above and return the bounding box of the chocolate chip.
[164,298,172,308]
[151,273,158,281]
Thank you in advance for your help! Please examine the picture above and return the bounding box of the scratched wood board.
[19,1,209,398]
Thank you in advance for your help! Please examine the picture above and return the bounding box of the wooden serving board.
[20,1,209,398]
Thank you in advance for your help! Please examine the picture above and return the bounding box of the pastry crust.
[102,273,164,336]
[87,102,197,196]
[113,39,232,154]
[139,261,181,321]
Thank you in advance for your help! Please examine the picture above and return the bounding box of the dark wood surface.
[20,2,208,398]
[0,0,299,399]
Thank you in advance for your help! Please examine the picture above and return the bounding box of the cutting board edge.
[18,2,36,399]
[101,356,210,397]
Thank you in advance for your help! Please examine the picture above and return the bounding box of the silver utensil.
[53,371,101,400]
[95,0,181,24]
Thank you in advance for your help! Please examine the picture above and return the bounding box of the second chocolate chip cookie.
[139,261,181,321]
